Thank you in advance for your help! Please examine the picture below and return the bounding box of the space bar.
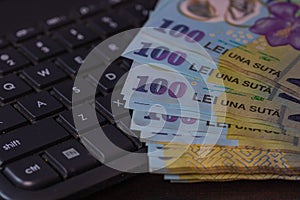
[0,119,69,166]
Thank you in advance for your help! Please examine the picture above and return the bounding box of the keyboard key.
[83,124,136,160]
[0,106,27,133]
[102,125,136,152]
[74,4,105,18]
[58,105,106,134]
[0,37,9,49]
[0,118,69,165]
[104,0,128,7]
[90,35,130,63]
[44,140,98,178]
[3,155,60,190]
[96,92,128,123]
[82,125,136,161]
[20,36,65,61]
[122,3,149,25]
[52,78,97,106]
[135,0,158,9]
[55,25,98,48]
[89,62,127,93]
[0,75,32,103]
[17,91,63,120]
[42,15,72,31]
[22,62,67,89]
[57,49,89,74]
[9,27,40,43]
[0,48,30,75]
[116,115,143,149]
[90,13,132,38]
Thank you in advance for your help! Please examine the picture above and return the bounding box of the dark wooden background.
[87,174,300,200]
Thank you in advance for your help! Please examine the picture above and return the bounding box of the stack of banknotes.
[121,0,300,182]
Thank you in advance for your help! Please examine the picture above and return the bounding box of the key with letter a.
[17,91,63,120]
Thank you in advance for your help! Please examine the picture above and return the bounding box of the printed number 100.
[134,42,187,66]
[134,76,187,98]
[155,19,205,43]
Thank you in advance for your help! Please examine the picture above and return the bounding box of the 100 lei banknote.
[131,111,300,145]
[125,34,300,106]
[123,32,300,102]
[124,0,300,95]
[123,61,300,131]
[121,63,300,129]
[132,119,300,153]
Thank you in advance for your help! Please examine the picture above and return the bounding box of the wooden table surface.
[87,173,300,200]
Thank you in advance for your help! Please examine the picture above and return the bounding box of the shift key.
[0,119,69,166]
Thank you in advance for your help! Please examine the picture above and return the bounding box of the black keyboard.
[0,0,157,199]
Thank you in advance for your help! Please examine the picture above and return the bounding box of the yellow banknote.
[194,92,300,129]
[226,135,300,152]
[166,173,300,182]
[123,63,300,129]
[226,130,298,145]
[208,63,300,100]
[132,111,299,144]
[148,145,300,175]
[126,0,300,98]
[218,37,300,93]
[148,134,300,153]
[277,65,300,96]
[219,116,299,137]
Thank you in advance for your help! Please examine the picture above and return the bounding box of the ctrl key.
[3,155,60,190]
